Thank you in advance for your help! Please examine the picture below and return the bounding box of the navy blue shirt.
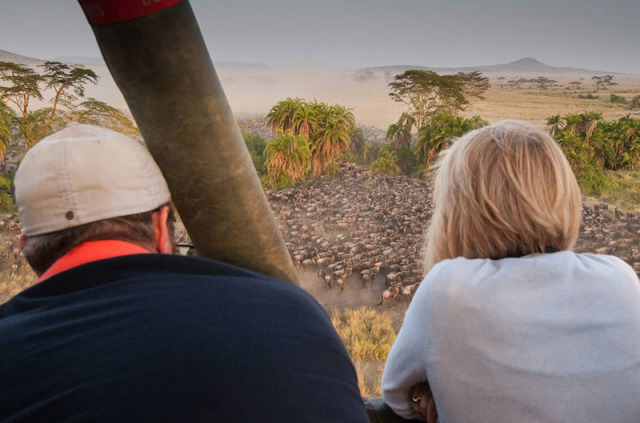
[0,254,369,422]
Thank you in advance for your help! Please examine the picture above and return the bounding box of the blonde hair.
[424,119,582,272]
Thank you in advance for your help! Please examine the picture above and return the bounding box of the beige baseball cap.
[15,124,171,236]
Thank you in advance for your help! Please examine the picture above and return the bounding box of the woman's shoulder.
[433,251,634,271]
[426,251,638,289]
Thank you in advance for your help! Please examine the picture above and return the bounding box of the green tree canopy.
[41,61,98,128]
[416,113,486,166]
[388,70,488,128]
[71,98,138,137]
[265,98,355,177]
[386,120,412,151]
[0,61,101,147]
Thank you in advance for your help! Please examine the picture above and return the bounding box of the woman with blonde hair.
[381,120,640,423]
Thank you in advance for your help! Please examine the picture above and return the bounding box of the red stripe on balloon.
[78,0,185,25]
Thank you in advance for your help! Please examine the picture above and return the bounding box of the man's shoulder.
[0,255,370,423]
[7,253,329,326]
[22,253,308,298]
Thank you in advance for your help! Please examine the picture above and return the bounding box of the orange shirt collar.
[39,240,151,282]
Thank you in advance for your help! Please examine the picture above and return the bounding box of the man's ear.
[19,234,27,252]
[151,206,173,254]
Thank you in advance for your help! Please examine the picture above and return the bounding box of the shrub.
[242,131,266,172]
[0,176,15,213]
[577,94,599,100]
[340,151,359,163]
[576,167,609,196]
[610,94,627,104]
[396,147,418,175]
[370,150,402,176]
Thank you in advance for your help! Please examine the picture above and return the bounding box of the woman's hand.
[411,382,439,423]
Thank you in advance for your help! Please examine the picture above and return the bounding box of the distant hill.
[1,48,268,70]
[215,61,269,70]
[0,49,43,65]
[52,56,105,65]
[366,58,615,76]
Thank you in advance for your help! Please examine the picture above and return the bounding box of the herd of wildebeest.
[267,162,640,305]
[1,161,640,305]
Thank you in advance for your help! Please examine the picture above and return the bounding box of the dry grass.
[0,270,36,304]
[0,227,37,304]
[595,170,640,212]
[330,306,397,396]
[354,359,385,398]
[331,306,397,361]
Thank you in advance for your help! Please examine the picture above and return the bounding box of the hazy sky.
[1,0,638,73]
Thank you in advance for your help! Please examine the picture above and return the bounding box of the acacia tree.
[0,62,44,147]
[41,61,98,128]
[70,98,139,137]
[457,71,490,99]
[0,61,99,147]
[529,76,556,93]
[592,75,616,92]
[388,70,488,128]
[352,70,376,85]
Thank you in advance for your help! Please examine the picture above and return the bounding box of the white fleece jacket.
[382,252,640,423]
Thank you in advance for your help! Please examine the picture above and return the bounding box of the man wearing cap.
[0,124,369,423]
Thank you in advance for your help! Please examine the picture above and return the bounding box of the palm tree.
[564,112,601,141]
[266,98,357,177]
[386,122,411,151]
[265,97,304,136]
[312,118,351,175]
[320,104,355,133]
[620,115,640,168]
[386,112,415,151]
[547,115,566,138]
[264,130,311,184]
[292,102,318,139]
